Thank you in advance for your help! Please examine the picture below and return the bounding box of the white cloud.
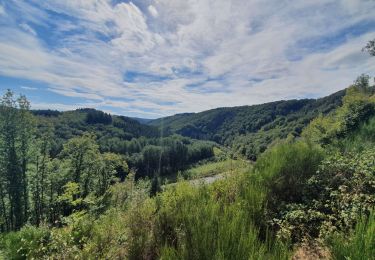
[148,5,158,17]
[0,0,375,118]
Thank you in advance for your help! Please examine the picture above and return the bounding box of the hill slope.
[149,90,345,159]
[32,108,160,156]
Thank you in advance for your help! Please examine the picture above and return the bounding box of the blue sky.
[0,0,375,118]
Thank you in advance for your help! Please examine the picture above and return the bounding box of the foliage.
[57,182,83,215]
[0,90,213,235]
[328,211,375,260]
[303,77,375,145]
[337,115,375,152]
[60,133,101,190]
[127,136,215,179]
[254,145,374,246]
[0,156,290,260]
[255,141,325,207]
[0,175,152,259]
[0,225,50,259]
[269,83,375,243]
[150,90,344,160]
[307,149,375,237]
[85,109,112,125]
[0,90,34,231]
[1,70,375,259]
[155,176,290,260]
[363,38,375,56]
[31,108,160,156]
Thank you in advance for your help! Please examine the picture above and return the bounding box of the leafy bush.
[309,149,375,236]
[328,211,375,260]
[0,225,50,259]
[272,148,375,242]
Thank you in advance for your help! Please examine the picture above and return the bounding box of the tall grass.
[338,115,375,152]
[328,211,375,260]
[156,175,290,260]
[254,141,325,205]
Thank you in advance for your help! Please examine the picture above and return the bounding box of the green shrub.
[338,115,375,152]
[126,198,157,260]
[155,177,290,260]
[255,141,325,207]
[309,149,375,235]
[0,225,50,260]
[328,211,375,260]
[272,147,375,242]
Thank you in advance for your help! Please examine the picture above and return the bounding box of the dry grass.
[293,241,331,260]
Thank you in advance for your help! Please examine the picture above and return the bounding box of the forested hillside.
[149,90,345,160]
[31,108,160,156]
[29,108,215,180]
[32,90,345,163]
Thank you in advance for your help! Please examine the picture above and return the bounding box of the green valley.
[0,40,374,260]
[149,90,345,160]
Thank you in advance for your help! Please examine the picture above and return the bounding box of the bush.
[271,147,375,242]
[309,149,375,235]
[0,225,50,259]
[337,115,375,152]
[328,211,375,260]
[155,177,290,260]
[255,141,325,207]
[126,198,157,259]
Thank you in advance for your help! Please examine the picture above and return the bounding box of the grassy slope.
[184,159,252,179]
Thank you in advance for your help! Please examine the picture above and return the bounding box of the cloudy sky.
[0,0,374,118]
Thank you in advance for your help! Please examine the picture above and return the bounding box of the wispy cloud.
[0,0,374,118]
[19,23,37,36]
[0,4,5,16]
[20,85,37,90]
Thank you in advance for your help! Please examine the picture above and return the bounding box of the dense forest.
[30,108,216,179]
[0,41,374,259]
[149,90,345,160]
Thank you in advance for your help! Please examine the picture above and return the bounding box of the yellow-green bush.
[255,141,325,206]
[154,176,290,260]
